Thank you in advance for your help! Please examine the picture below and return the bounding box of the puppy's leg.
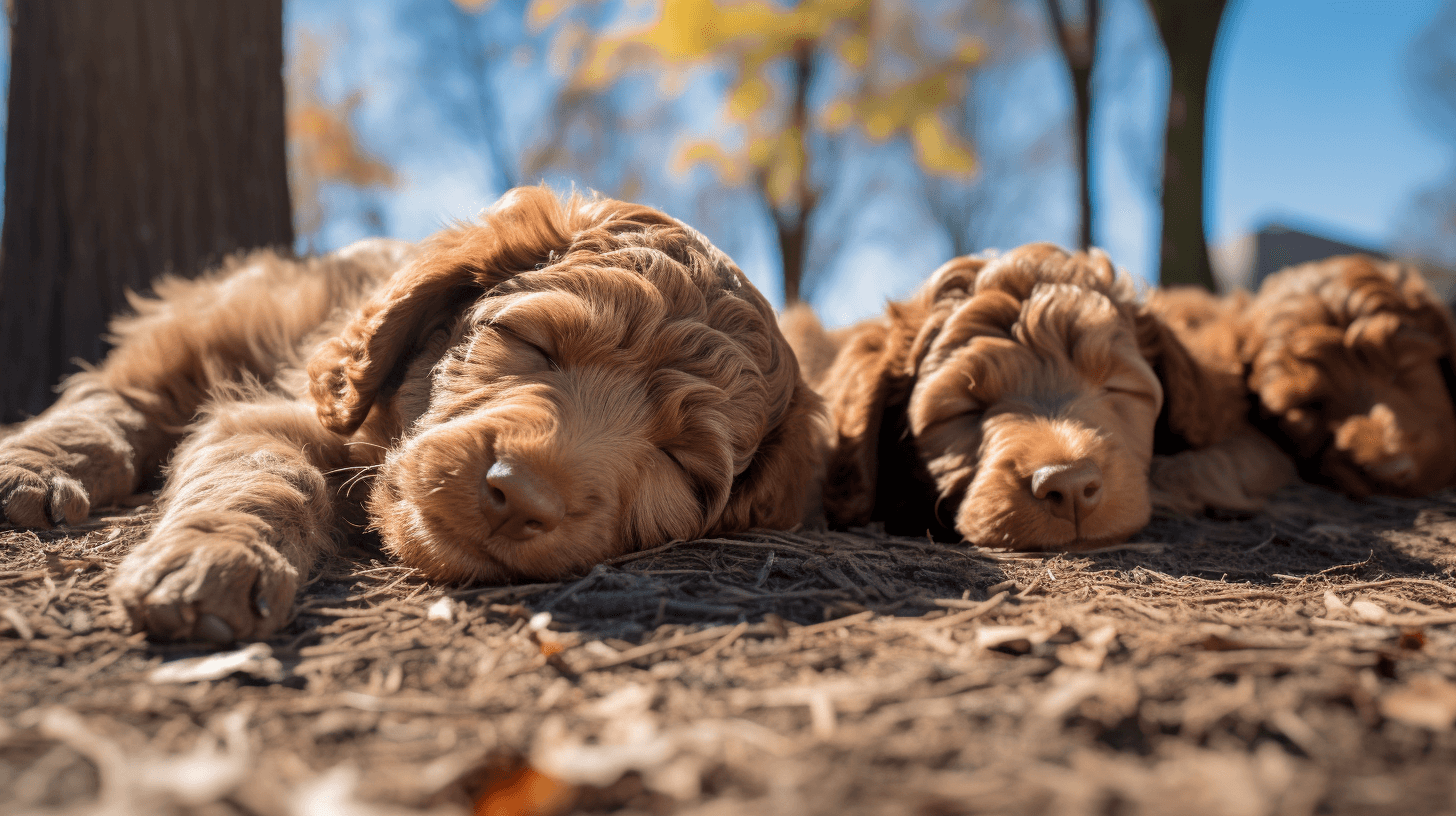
[0,379,168,526]
[1150,426,1297,515]
[111,398,350,642]
[1,253,361,527]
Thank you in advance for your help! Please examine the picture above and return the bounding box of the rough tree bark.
[0,0,294,422]
[1148,0,1227,290]
[770,43,817,306]
[1046,0,1100,252]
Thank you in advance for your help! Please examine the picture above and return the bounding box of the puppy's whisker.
[342,469,380,493]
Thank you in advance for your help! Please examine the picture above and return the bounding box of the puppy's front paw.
[1149,450,1262,516]
[0,444,90,527]
[111,514,298,643]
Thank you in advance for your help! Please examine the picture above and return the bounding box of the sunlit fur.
[1243,255,1456,497]
[331,202,824,582]
[788,243,1234,551]
[1,187,820,642]
[1142,288,1295,514]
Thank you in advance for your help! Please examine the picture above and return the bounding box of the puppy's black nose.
[481,460,566,539]
[1031,459,1103,523]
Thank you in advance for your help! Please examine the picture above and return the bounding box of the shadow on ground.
[2,482,1455,815]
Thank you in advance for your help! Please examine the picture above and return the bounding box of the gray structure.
[1247,224,1385,287]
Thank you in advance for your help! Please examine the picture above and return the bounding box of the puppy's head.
[820,244,1210,550]
[307,187,820,582]
[1245,255,1456,496]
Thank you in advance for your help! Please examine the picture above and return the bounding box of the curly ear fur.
[1244,257,1456,411]
[307,186,675,434]
[814,315,917,526]
[806,255,992,528]
[1136,288,1250,451]
[717,378,826,530]
[1142,287,1296,513]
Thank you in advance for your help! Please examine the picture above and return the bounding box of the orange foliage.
[474,765,576,816]
[548,0,983,207]
[286,31,397,240]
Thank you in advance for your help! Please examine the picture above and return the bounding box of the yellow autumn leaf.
[764,127,805,207]
[955,36,984,66]
[861,103,897,141]
[837,31,870,68]
[747,131,777,168]
[673,139,745,184]
[910,112,977,178]
[527,0,570,31]
[728,73,772,120]
[820,98,852,132]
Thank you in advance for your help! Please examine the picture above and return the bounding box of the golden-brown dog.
[0,187,820,642]
[1243,255,1456,496]
[1142,287,1296,514]
[789,243,1251,551]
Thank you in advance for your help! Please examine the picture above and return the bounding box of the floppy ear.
[814,312,919,526]
[1401,269,1456,403]
[716,379,827,531]
[308,187,580,434]
[1136,293,1248,451]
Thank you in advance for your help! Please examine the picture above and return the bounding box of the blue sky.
[0,1,1449,326]
[1208,0,1448,248]
[275,0,1456,324]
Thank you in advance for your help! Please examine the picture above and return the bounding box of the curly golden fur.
[0,187,820,642]
[789,243,1248,551]
[1242,255,1456,497]
[1142,287,1295,514]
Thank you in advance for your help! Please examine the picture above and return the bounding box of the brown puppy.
[1243,255,1456,496]
[0,187,820,642]
[1142,287,1296,514]
[791,243,1233,550]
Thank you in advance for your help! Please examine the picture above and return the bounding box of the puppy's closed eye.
[485,324,561,374]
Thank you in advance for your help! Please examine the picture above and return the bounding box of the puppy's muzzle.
[480,459,566,540]
[1030,458,1103,524]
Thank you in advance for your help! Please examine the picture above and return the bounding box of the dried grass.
[2,482,1455,815]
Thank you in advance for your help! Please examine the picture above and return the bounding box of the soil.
[3,483,1456,816]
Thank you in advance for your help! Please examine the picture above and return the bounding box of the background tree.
[1147,0,1229,290]
[529,0,985,304]
[1392,0,1456,297]
[0,0,293,421]
[1046,0,1100,251]
[288,30,398,251]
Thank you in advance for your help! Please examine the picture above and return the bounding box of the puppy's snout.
[1030,459,1103,522]
[481,460,566,540]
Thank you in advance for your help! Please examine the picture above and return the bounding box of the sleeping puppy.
[1142,287,1296,514]
[1243,255,1456,496]
[788,243,1239,551]
[0,187,821,642]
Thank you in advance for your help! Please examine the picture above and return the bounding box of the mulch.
[3,482,1456,815]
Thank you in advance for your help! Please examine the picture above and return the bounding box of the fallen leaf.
[976,624,1057,652]
[474,765,576,816]
[149,643,285,684]
[1350,600,1388,624]
[1380,675,1456,730]
[426,597,455,622]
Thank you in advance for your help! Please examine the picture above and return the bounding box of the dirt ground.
[3,482,1456,816]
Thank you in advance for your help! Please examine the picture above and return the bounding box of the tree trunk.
[1046,0,1099,252]
[775,43,816,306]
[0,0,293,421]
[1148,0,1226,290]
